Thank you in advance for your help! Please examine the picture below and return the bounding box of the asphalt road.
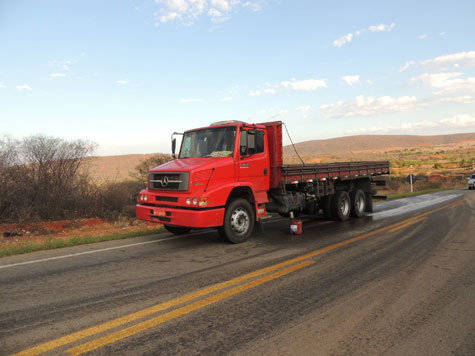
[1,189,474,356]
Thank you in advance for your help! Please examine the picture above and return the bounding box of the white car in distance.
[468,174,475,190]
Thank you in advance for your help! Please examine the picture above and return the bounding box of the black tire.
[164,225,191,235]
[331,191,351,222]
[322,196,333,220]
[221,198,255,243]
[350,189,366,218]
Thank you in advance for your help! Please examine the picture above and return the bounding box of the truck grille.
[149,172,189,191]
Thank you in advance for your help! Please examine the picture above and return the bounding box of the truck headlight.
[186,198,191,205]
[192,198,198,206]
[199,197,208,207]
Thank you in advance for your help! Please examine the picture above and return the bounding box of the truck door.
[238,128,270,193]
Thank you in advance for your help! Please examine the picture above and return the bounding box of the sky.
[1,0,475,156]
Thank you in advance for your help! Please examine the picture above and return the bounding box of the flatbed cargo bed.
[280,161,390,184]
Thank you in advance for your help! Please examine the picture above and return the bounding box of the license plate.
[154,209,166,217]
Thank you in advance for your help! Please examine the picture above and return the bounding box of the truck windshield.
[179,127,237,158]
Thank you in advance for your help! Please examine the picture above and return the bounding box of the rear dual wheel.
[326,189,366,221]
[350,189,366,218]
[331,191,351,221]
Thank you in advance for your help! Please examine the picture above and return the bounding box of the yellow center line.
[66,260,316,356]
[389,217,427,233]
[10,258,317,356]
[12,198,464,356]
[448,201,464,209]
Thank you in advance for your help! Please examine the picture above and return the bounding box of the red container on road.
[290,219,302,235]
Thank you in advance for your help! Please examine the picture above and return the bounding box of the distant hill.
[85,133,475,181]
[283,133,475,156]
[85,153,161,182]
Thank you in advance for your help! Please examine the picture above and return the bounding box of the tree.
[131,154,172,185]
[0,135,96,223]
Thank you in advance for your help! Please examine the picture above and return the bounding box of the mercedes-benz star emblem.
[161,176,169,188]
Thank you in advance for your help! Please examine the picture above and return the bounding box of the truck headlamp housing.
[192,198,198,206]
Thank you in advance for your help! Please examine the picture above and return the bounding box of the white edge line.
[0,236,184,270]
[0,218,287,270]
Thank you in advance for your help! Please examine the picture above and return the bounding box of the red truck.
[136,121,390,243]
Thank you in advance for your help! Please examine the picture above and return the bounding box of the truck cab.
[136,121,271,243]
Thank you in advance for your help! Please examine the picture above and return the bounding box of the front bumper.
[136,204,225,228]
[469,182,475,189]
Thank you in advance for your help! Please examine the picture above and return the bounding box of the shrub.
[0,135,96,223]
[98,180,144,219]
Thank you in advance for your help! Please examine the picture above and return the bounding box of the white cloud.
[269,109,288,120]
[116,79,129,85]
[208,8,222,18]
[419,34,428,40]
[221,96,233,101]
[16,84,32,91]
[368,23,396,32]
[440,113,475,127]
[399,60,415,72]
[320,95,419,119]
[211,0,231,12]
[296,105,311,118]
[400,51,475,73]
[250,78,326,97]
[347,113,475,134]
[51,73,65,78]
[49,59,75,71]
[410,72,462,88]
[243,1,263,12]
[280,78,327,91]
[180,98,204,103]
[410,72,475,95]
[419,51,475,71]
[333,33,353,47]
[155,0,261,25]
[0,82,5,89]
[334,23,395,47]
[342,75,360,86]
[440,95,475,104]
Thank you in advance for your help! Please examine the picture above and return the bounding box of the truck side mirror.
[172,138,176,159]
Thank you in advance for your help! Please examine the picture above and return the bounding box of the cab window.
[240,129,265,156]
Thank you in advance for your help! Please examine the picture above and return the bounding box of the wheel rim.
[230,207,250,235]
[340,197,350,216]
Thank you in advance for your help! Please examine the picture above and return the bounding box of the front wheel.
[220,198,255,243]
[164,225,191,235]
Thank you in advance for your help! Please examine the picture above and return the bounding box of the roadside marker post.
[405,173,417,193]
